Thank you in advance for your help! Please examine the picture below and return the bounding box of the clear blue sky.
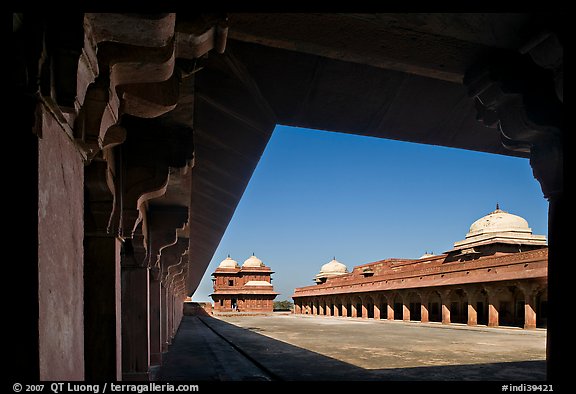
[192,125,549,302]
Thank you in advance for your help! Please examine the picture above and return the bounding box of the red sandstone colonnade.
[293,281,547,330]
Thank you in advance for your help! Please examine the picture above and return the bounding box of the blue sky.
[192,125,549,302]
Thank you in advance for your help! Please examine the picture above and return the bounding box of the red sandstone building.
[211,255,278,313]
[292,206,548,329]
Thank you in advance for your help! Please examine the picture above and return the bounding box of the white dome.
[466,207,531,238]
[319,258,348,275]
[218,256,239,269]
[242,254,265,268]
[450,205,547,251]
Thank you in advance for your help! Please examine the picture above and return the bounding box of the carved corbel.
[147,206,189,269]
[74,74,127,161]
[119,73,181,119]
[116,127,172,239]
[175,13,229,59]
[121,220,149,268]
[166,256,187,295]
[464,47,562,201]
[172,261,189,297]
[84,155,116,236]
[160,237,189,285]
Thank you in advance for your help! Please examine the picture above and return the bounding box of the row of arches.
[293,281,547,329]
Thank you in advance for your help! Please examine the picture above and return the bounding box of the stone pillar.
[312,302,318,315]
[167,289,173,341]
[342,302,348,317]
[466,289,478,326]
[84,235,122,380]
[319,302,325,316]
[402,295,410,321]
[294,303,301,314]
[440,290,451,325]
[149,268,162,366]
[361,301,368,319]
[351,302,358,318]
[521,285,538,330]
[326,301,332,316]
[419,292,430,323]
[464,37,563,379]
[486,287,499,327]
[333,301,340,317]
[386,299,394,320]
[524,297,537,329]
[467,303,478,326]
[547,193,563,380]
[160,283,169,352]
[374,297,381,320]
[121,260,150,381]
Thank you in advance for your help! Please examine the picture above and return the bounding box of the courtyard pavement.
[157,313,546,381]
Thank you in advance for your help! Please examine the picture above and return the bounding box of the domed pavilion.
[211,254,278,314]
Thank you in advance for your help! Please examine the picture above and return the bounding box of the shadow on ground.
[157,315,545,381]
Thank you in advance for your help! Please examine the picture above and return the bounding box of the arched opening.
[512,287,526,328]
[428,291,442,323]
[498,287,515,327]
[393,293,403,320]
[354,296,363,318]
[476,289,489,326]
[365,295,375,319]
[450,289,467,324]
[408,292,421,322]
[536,288,548,328]
[379,295,388,320]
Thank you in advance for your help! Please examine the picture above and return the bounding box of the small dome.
[467,206,531,238]
[319,258,348,275]
[419,253,435,259]
[242,254,265,268]
[218,256,239,269]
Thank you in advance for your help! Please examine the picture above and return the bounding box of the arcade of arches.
[293,208,548,330]
[294,279,548,329]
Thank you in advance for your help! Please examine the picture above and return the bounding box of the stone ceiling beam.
[226,13,536,83]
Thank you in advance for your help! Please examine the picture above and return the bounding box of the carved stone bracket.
[464,45,563,201]
[74,74,127,161]
[84,156,115,236]
[160,238,189,285]
[147,206,189,270]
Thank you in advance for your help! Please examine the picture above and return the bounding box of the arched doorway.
[364,295,375,319]
[393,293,403,320]
[428,291,441,322]
[450,289,467,324]
[408,292,421,321]
[379,294,388,320]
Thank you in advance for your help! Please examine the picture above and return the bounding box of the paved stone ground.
[155,315,271,381]
[157,314,546,381]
